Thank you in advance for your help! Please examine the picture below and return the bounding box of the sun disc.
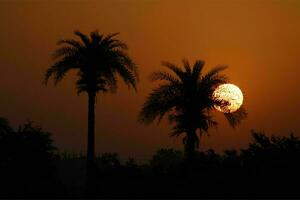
[212,83,243,113]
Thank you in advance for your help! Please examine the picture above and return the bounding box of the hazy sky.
[0,0,300,161]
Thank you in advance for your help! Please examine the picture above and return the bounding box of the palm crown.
[139,59,246,158]
[44,30,138,94]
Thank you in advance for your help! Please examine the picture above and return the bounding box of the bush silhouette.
[0,119,64,196]
[150,148,183,174]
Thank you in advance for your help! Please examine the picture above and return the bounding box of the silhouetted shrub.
[0,119,65,197]
[150,148,183,174]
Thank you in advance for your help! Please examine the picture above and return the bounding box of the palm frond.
[101,33,127,49]
[224,106,247,128]
[170,126,186,137]
[52,46,79,60]
[139,83,181,124]
[90,30,103,45]
[57,39,83,49]
[74,30,91,47]
[161,61,186,81]
[112,49,137,75]
[76,76,108,95]
[205,65,228,79]
[199,66,228,98]
[104,32,120,42]
[105,38,128,50]
[192,60,205,80]
[201,65,228,86]
[182,59,191,74]
[104,73,118,93]
[115,63,137,91]
[44,56,78,85]
[150,71,180,84]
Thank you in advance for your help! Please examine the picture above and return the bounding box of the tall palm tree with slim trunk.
[139,59,246,161]
[44,30,138,192]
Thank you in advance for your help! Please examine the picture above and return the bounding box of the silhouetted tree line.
[1,117,300,197]
[92,131,300,198]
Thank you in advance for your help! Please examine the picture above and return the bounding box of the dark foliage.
[44,30,138,94]
[82,131,300,198]
[1,117,299,198]
[0,119,65,197]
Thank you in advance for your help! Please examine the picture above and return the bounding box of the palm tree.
[139,59,246,161]
[44,30,138,190]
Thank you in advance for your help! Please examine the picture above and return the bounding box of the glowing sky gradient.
[0,0,300,161]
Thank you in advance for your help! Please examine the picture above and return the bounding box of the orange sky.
[0,0,300,161]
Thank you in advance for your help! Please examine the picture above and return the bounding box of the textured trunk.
[86,91,96,195]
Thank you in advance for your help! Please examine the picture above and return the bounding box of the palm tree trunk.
[184,130,197,162]
[86,91,96,195]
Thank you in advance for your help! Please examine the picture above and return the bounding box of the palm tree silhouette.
[139,59,246,161]
[44,30,138,191]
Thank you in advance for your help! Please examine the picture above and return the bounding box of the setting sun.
[212,83,243,113]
